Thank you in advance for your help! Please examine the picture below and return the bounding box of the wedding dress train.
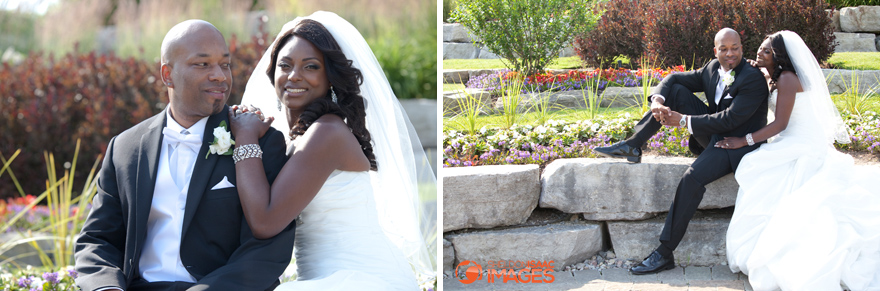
[727,90,880,291]
[274,169,419,290]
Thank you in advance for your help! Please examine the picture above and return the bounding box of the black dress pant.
[622,84,736,256]
[625,84,711,153]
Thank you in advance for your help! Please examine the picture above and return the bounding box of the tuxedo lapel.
[719,59,747,110]
[134,109,167,260]
[181,106,228,236]
[707,62,720,111]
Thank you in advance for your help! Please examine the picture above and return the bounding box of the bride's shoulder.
[304,114,349,138]
[776,71,803,93]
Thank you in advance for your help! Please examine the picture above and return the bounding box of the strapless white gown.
[274,169,419,290]
[726,91,880,291]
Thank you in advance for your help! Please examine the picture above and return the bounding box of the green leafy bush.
[576,0,836,68]
[451,0,603,76]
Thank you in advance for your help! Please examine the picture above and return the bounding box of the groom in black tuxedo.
[74,20,294,291]
[593,28,769,274]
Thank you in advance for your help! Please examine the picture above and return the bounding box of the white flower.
[722,71,735,86]
[535,125,547,134]
[206,122,235,158]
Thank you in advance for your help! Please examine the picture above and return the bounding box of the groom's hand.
[650,100,671,123]
[660,111,684,127]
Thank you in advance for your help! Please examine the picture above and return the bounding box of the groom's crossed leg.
[626,84,710,150]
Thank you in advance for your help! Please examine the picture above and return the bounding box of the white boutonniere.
[206,120,235,158]
[722,71,735,87]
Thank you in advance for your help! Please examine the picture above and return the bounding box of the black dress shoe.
[593,141,642,163]
[630,251,675,275]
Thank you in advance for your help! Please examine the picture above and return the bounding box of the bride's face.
[755,39,775,69]
[274,36,330,112]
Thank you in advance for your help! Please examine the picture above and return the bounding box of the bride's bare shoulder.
[777,71,803,93]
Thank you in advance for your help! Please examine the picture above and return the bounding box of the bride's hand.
[229,104,274,141]
[715,136,746,149]
[746,59,757,67]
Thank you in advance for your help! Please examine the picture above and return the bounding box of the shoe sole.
[630,263,675,275]
[593,150,642,163]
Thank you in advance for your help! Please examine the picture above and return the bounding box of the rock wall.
[443,23,577,60]
[442,157,739,276]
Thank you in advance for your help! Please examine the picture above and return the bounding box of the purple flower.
[18,276,32,288]
[463,161,472,166]
[68,268,78,278]
[42,272,59,284]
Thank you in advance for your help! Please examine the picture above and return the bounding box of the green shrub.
[443,0,458,22]
[576,0,836,69]
[451,0,603,76]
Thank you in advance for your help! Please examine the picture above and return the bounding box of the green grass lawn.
[443,94,880,132]
[443,83,466,92]
[826,52,880,71]
[443,56,586,70]
[443,107,641,131]
[444,52,879,71]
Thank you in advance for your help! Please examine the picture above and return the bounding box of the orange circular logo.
[455,260,483,284]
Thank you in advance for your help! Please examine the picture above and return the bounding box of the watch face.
[680,118,686,127]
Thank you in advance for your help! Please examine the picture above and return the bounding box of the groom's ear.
[160,63,174,88]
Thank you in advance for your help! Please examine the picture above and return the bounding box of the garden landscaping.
[442,0,880,285]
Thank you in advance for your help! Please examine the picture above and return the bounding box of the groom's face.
[164,26,232,125]
[713,34,743,71]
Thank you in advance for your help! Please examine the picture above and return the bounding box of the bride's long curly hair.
[267,19,377,170]
[766,32,796,91]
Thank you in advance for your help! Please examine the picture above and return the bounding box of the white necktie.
[163,127,201,190]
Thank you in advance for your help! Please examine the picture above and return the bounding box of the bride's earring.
[330,86,338,104]
[277,99,282,111]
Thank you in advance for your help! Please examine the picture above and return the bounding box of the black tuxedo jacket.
[74,105,294,291]
[654,58,769,151]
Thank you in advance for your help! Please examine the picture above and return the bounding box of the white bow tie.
[162,127,202,152]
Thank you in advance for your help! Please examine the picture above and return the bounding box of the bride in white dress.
[228,11,435,290]
[717,31,880,291]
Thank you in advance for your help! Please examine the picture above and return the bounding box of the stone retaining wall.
[442,23,577,60]
[442,157,739,276]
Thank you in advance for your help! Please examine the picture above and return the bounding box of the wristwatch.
[679,115,687,127]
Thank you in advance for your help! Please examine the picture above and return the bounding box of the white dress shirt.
[138,111,208,283]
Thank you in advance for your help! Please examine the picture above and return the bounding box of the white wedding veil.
[240,11,437,285]
[778,30,850,144]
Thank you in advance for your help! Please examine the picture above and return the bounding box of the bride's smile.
[273,36,330,112]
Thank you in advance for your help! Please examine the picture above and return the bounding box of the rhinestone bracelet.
[233,144,263,164]
[746,133,755,146]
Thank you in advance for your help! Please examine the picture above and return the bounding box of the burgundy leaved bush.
[0,32,268,200]
[576,0,835,68]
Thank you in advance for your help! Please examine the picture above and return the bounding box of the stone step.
[442,89,494,117]
[823,69,880,94]
[442,265,748,290]
[608,211,732,266]
[540,157,738,220]
[833,32,878,52]
[443,165,541,232]
[840,6,880,33]
[445,220,605,271]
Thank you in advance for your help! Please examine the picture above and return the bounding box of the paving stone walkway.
[443,266,753,291]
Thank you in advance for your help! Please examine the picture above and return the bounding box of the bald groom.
[74,20,294,291]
